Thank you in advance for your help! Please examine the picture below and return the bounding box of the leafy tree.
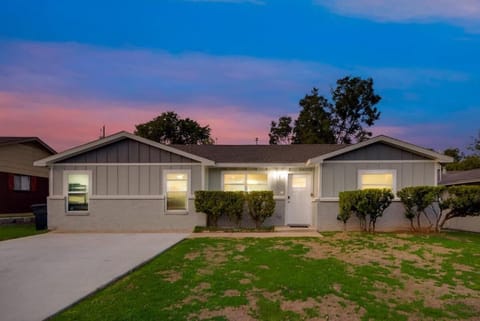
[269,116,293,144]
[446,155,480,171]
[269,76,381,145]
[330,76,381,144]
[246,191,275,228]
[440,186,480,229]
[467,130,480,154]
[443,148,463,163]
[135,111,213,144]
[293,88,336,144]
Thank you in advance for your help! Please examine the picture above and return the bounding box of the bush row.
[194,191,275,228]
[338,185,480,233]
[397,185,480,232]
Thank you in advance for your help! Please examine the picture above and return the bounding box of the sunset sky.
[1,0,479,152]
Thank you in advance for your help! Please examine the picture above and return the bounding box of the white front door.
[285,173,313,226]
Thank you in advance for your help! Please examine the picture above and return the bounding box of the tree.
[269,116,293,144]
[330,77,381,143]
[468,130,480,155]
[293,88,336,144]
[135,111,214,144]
[443,148,463,163]
[269,76,381,145]
[439,186,480,229]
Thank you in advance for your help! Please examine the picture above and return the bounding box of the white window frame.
[14,175,31,191]
[221,171,270,192]
[357,169,397,194]
[163,169,191,214]
[63,170,92,214]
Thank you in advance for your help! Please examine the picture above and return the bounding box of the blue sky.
[0,0,479,151]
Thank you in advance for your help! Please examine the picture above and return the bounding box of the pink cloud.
[0,91,273,151]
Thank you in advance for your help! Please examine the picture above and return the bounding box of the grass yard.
[0,224,47,241]
[52,232,480,321]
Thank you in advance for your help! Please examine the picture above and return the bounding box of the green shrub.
[357,189,394,232]
[246,191,275,228]
[337,189,394,232]
[194,191,245,227]
[397,186,444,231]
[338,191,361,231]
[194,191,223,227]
[441,185,480,229]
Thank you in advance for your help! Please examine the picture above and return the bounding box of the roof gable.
[0,137,56,155]
[34,132,214,166]
[307,135,453,164]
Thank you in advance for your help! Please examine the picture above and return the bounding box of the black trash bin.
[31,204,48,230]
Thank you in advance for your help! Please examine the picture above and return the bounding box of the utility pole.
[255,137,259,145]
[100,125,106,139]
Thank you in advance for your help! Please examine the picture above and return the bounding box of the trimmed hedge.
[194,191,245,227]
[338,189,394,232]
[246,191,276,228]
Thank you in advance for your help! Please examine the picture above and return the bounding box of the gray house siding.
[327,142,428,161]
[59,139,199,164]
[205,167,314,227]
[317,142,439,231]
[321,162,436,198]
[52,164,202,196]
[48,137,205,231]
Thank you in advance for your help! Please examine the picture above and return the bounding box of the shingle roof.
[0,137,56,154]
[440,168,480,186]
[172,144,347,163]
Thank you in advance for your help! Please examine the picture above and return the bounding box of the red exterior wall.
[0,172,49,214]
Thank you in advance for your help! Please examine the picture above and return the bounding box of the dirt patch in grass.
[156,270,182,283]
[193,306,256,321]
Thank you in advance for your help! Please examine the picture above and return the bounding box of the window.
[66,172,90,212]
[223,172,269,192]
[358,170,396,191]
[14,175,31,191]
[166,172,189,211]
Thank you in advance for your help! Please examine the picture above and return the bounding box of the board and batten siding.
[59,138,199,164]
[52,165,202,196]
[327,142,427,161]
[321,162,435,198]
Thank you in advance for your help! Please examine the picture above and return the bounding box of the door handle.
[287,196,290,200]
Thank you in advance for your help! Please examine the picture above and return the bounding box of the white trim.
[90,195,165,200]
[63,170,92,214]
[201,165,206,190]
[317,164,322,198]
[216,163,308,168]
[48,195,65,200]
[319,197,402,202]
[49,167,53,196]
[163,169,191,213]
[307,135,453,164]
[54,162,202,167]
[34,131,215,166]
[274,195,286,200]
[324,160,436,164]
[357,169,397,194]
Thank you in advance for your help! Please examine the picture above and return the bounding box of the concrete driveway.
[0,232,187,321]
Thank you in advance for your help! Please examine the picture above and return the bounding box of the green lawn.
[52,232,480,321]
[0,224,47,241]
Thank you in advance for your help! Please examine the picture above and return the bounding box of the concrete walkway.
[0,232,187,321]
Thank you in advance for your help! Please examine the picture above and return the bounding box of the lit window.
[67,173,89,212]
[358,170,395,191]
[14,175,31,191]
[223,172,268,192]
[166,172,189,211]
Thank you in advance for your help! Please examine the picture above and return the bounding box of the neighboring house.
[34,131,452,232]
[439,168,480,186]
[439,169,480,233]
[0,137,56,214]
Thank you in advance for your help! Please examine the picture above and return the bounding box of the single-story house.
[0,137,56,214]
[34,131,452,232]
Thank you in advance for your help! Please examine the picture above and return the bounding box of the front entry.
[285,173,313,226]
